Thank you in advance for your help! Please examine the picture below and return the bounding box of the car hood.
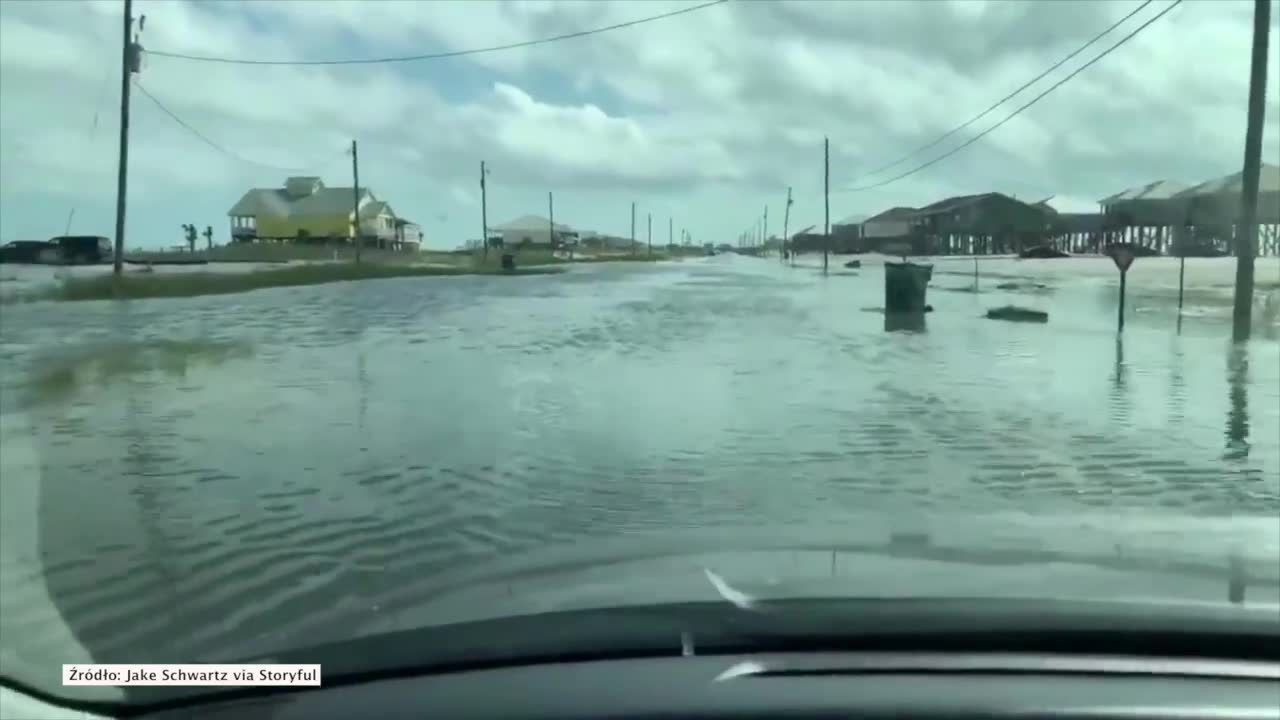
[351,511,1280,639]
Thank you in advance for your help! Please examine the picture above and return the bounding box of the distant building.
[492,215,577,248]
[861,207,917,240]
[908,192,1052,255]
[394,219,422,250]
[227,176,419,249]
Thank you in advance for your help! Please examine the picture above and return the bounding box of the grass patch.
[23,262,563,302]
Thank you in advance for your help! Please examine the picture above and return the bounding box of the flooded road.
[1,254,1278,670]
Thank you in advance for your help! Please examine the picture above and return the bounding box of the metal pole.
[351,139,361,264]
[1177,252,1186,314]
[823,136,830,274]
[112,0,134,276]
[1118,269,1127,333]
[480,161,488,261]
[1232,0,1271,342]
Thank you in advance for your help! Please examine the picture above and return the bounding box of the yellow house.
[227,176,403,246]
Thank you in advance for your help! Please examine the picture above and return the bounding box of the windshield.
[2,0,1278,709]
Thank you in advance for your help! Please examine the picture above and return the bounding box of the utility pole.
[763,204,769,255]
[1233,0,1271,342]
[350,139,361,264]
[112,0,140,276]
[647,212,652,255]
[823,136,830,274]
[480,161,488,260]
[548,190,555,256]
[631,202,636,255]
[782,186,792,264]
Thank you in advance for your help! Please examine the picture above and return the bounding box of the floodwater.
[1,254,1278,677]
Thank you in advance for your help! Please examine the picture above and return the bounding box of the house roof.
[493,214,574,232]
[915,193,1001,215]
[863,206,917,223]
[1172,163,1280,198]
[360,200,392,219]
[1098,179,1189,204]
[228,186,373,218]
[834,213,870,226]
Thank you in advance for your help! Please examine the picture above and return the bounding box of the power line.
[846,0,1154,186]
[146,0,729,66]
[132,81,341,173]
[837,0,1183,194]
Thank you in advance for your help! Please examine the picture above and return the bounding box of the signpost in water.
[1106,244,1136,332]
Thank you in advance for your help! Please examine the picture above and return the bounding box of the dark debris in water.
[986,306,1049,323]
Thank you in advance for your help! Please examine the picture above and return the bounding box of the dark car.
[51,235,113,264]
[0,240,58,264]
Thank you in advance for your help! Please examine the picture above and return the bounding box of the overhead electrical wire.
[132,81,343,173]
[145,0,730,66]
[845,0,1155,186]
[837,0,1184,194]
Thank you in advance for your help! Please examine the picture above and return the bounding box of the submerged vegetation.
[16,262,564,303]
[22,339,252,408]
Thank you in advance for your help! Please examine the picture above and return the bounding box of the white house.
[492,215,576,247]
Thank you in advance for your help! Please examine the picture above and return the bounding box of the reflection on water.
[1108,335,1131,427]
[19,339,251,410]
[1226,345,1250,461]
[884,312,927,333]
[0,256,1277,665]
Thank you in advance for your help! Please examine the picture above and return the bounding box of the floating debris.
[1018,246,1070,259]
[986,306,1049,323]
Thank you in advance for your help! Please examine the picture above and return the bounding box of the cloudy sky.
[1,0,1276,249]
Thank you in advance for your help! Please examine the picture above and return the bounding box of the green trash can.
[884,261,933,314]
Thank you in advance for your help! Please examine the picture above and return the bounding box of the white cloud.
[1,0,1277,248]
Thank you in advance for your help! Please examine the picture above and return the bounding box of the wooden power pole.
[480,161,488,260]
[350,139,361,264]
[112,0,137,276]
[1233,0,1271,342]
[823,136,830,274]
[763,204,769,255]
[782,186,792,264]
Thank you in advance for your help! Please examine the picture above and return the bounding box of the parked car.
[0,240,58,264]
[51,235,113,264]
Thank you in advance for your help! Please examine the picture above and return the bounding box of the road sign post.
[1106,244,1136,332]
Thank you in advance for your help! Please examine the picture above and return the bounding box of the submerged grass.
[24,339,252,408]
[24,262,563,302]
